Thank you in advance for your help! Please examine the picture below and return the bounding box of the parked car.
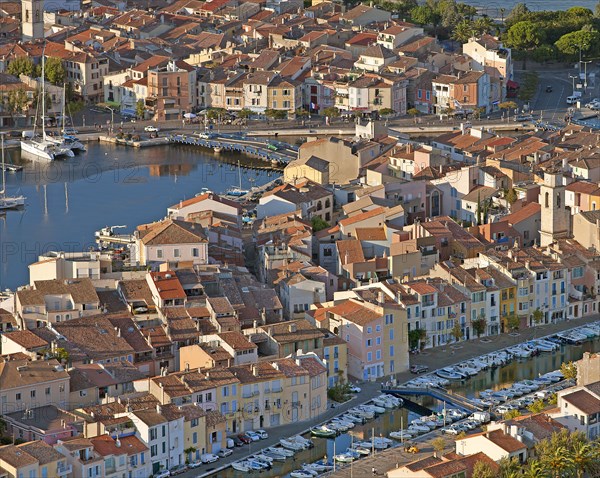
[230,436,244,447]
[200,453,219,464]
[170,465,188,475]
[256,430,269,439]
[145,125,160,132]
[226,438,235,448]
[410,364,429,374]
[245,431,261,442]
[154,470,171,478]
[514,114,533,122]
[545,85,553,93]
[218,448,233,458]
[188,461,202,469]
[237,433,252,444]
[349,385,361,393]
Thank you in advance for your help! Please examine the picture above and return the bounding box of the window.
[389,329,394,340]
[151,445,157,457]
[367,327,372,334]
[376,337,381,345]
[192,248,199,257]
[385,314,393,324]
[375,325,381,332]
[30,390,36,398]
[376,350,381,360]
[366,339,372,347]
[45,387,50,395]
[150,428,157,440]
[191,418,198,427]
[389,345,394,356]
[157,249,163,258]
[367,352,372,361]
[174,249,180,258]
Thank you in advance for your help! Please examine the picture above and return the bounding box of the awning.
[506,80,519,89]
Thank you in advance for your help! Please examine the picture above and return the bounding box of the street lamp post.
[582,60,592,95]
[107,106,115,135]
[569,74,578,95]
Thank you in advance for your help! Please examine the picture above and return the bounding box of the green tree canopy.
[136,100,145,119]
[472,461,496,478]
[311,216,329,232]
[555,29,600,56]
[452,19,474,43]
[560,361,578,381]
[505,21,545,51]
[7,57,36,77]
[238,108,253,119]
[506,3,530,26]
[410,4,439,26]
[44,57,66,85]
[322,106,340,118]
[6,88,29,115]
[472,315,487,338]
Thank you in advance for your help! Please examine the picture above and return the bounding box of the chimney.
[378,290,384,305]
[252,364,258,376]
[156,403,162,414]
[289,322,297,333]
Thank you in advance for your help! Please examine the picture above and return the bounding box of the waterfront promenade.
[193,314,600,478]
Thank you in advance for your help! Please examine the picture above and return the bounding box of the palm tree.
[571,440,596,478]
[521,459,549,478]
[541,446,574,478]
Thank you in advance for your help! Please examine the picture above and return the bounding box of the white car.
[145,125,160,132]
[154,471,171,478]
[245,431,261,442]
[200,453,219,464]
[349,385,361,393]
[256,429,269,439]
[218,448,233,458]
[188,461,202,469]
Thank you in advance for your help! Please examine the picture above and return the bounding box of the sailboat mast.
[1,133,5,196]
[41,49,46,139]
[62,83,66,133]
[238,160,242,189]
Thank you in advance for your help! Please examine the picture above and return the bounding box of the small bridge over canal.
[381,387,484,413]
[169,132,298,165]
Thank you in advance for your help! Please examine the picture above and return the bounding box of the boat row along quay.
[168,132,298,168]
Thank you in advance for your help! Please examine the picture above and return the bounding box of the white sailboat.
[20,49,61,161]
[59,84,85,153]
[0,133,26,210]
[226,160,249,196]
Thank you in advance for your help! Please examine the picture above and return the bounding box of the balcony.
[57,464,72,476]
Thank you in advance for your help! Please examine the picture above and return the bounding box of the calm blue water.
[467,0,596,16]
[0,142,276,290]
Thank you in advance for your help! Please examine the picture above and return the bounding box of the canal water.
[210,337,600,478]
[0,143,276,290]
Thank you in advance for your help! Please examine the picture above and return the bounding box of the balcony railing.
[57,464,72,476]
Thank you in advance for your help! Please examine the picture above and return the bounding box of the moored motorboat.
[311,425,337,438]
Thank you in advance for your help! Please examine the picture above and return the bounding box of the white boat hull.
[21,140,55,161]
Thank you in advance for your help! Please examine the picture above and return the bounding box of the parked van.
[21,130,35,139]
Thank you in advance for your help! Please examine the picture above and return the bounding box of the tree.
[265,108,287,120]
[44,57,66,85]
[560,361,578,381]
[431,437,446,457]
[6,88,29,116]
[311,216,329,232]
[540,445,574,478]
[527,399,546,414]
[410,4,437,26]
[472,314,487,338]
[379,107,395,116]
[472,461,496,478]
[506,3,530,26]
[408,328,427,350]
[7,56,35,77]
[184,446,197,464]
[505,188,517,204]
[473,16,495,36]
[451,321,462,343]
[294,108,308,118]
[322,106,340,118]
[571,440,596,478]
[504,409,521,419]
[407,107,419,123]
[533,307,544,326]
[452,19,474,44]
[206,108,226,120]
[555,30,600,56]
[503,313,519,333]
[33,88,51,114]
[521,460,549,478]
[136,100,145,119]
[499,101,518,112]
[498,457,521,478]
[506,21,545,51]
